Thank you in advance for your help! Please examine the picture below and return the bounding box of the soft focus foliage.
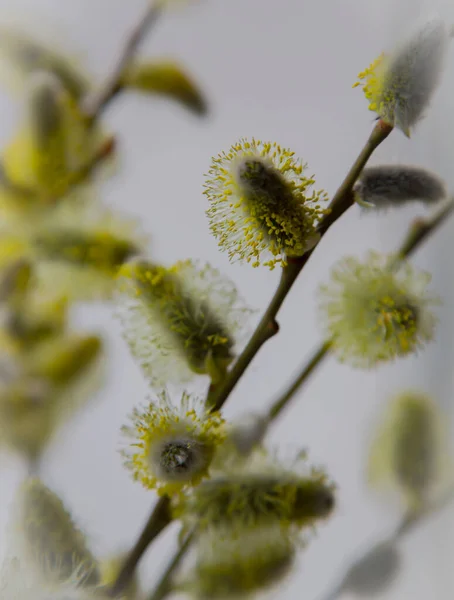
[0,479,109,600]
[0,202,145,301]
[367,390,450,511]
[0,25,90,98]
[120,60,207,115]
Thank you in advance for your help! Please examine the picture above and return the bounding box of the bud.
[2,295,67,351]
[0,26,90,99]
[9,71,70,198]
[0,334,104,460]
[354,165,446,210]
[204,138,328,268]
[116,259,251,387]
[7,478,99,586]
[0,376,54,459]
[0,258,32,303]
[26,334,102,387]
[121,60,207,115]
[7,202,147,301]
[182,525,297,599]
[318,252,439,368]
[342,541,401,596]
[353,15,450,136]
[367,390,449,511]
[122,391,226,496]
[178,447,335,531]
[0,77,109,217]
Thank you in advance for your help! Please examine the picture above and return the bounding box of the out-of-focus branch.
[265,340,333,424]
[83,1,164,123]
[148,529,196,600]
[64,136,117,188]
[109,496,171,597]
[394,197,454,263]
[318,484,454,600]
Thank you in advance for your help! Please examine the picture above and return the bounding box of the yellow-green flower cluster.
[1,478,110,600]
[177,447,335,598]
[177,447,335,532]
[116,258,250,387]
[367,390,450,511]
[205,138,328,268]
[0,71,105,221]
[353,16,450,136]
[0,202,145,301]
[319,252,438,367]
[0,23,147,305]
[0,332,104,461]
[182,524,299,599]
[0,23,90,99]
[0,262,105,460]
[122,391,226,496]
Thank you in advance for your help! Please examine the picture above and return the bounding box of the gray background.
[0,0,453,598]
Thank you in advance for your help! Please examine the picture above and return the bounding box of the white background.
[0,0,453,598]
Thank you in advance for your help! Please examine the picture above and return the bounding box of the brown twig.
[109,496,171,597]
[83,1,163,123]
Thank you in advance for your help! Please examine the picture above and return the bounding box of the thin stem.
[318,120,393,235]
[207,259,301,411]
[395,198,454,262]
[148,529,196,600]
[83,1,163,123]
[266,340,332,422]
[393,482,454,542]
[26,454,41,477]
[65,136,116,188]
[109,496,171,597]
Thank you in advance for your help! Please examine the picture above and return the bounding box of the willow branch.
[319,484,454,600]
[148,529,196,600]
[395,198,454,262]
[83,1,163,123]
[109,496,171,597]
[207,120,393,412]
[265,340,333,423]
[65,136,117,188]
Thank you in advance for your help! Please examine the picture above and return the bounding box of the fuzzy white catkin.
[353,165,446,210]
[386,15,450,134]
